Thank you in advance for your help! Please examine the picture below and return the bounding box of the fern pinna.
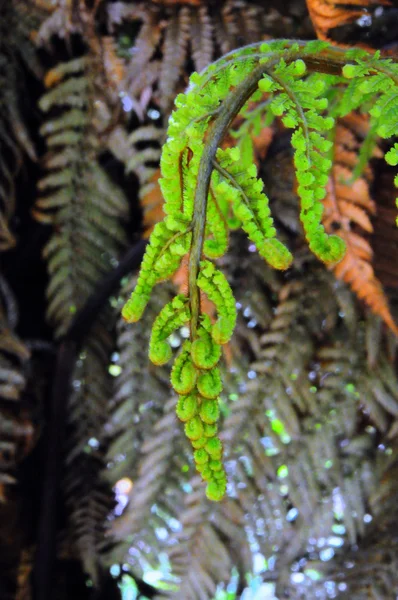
[123,39,398,501]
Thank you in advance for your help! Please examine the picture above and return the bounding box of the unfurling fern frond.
[123,39,398,500]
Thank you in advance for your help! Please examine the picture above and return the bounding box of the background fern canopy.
[2,1,398,599]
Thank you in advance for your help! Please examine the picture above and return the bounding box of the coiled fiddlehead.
[123,39,398,500]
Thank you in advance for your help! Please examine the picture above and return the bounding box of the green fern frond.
[37,57,128,335]
[123,40,398,500]
[35,54,129,580]
[65,328,114,585]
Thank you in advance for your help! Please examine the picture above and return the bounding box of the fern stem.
[212,158,264,232]
[188,45,361,338]
[188,63,268,338]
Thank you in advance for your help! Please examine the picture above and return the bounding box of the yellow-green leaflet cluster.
[123,40,398,501]
[172,312,228,502]
[148,298,228,500]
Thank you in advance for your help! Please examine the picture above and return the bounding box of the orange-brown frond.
[102,36,126,89]
[306,0,392,41]
[141,169,165,237]
[323,114,398,335]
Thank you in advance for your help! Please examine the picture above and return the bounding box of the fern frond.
[306,0,392,42]
[156,483,251,600]
[36,57,128,335]
[105,285,190,569]
[159,7,191,111]
[109,0,272,115]
[65,329,114,585]
[190,5,214,73]
[0,279,31,495]
[35,54,129,580]
[123,39,398,499]
[322,114,398,334]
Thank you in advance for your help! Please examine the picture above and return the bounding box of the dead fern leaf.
[101,35,126,89]
[322,114,398,335]
[108,0,271,114]
[306,0,392,41]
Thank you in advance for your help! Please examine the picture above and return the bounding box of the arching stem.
[187,41,376,338]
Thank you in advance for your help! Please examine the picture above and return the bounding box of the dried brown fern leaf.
[306,0,392,42]
[34,0,107,46]
[101,35,126,92]
[108,0,272,115]
[322,114,398,336]
[34,0,82,43]
[159,7,191,111]
[108,3,163,108]
[190,5,214,73]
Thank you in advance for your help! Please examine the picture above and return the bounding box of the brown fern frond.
[322,114,398,335]
[306,0,392,42]
[159,7,191,111]
[140,168,165,236]
[0,280,31,494]
[190,5,214,72]
[108,1,273,115]
[101,35,126,91]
